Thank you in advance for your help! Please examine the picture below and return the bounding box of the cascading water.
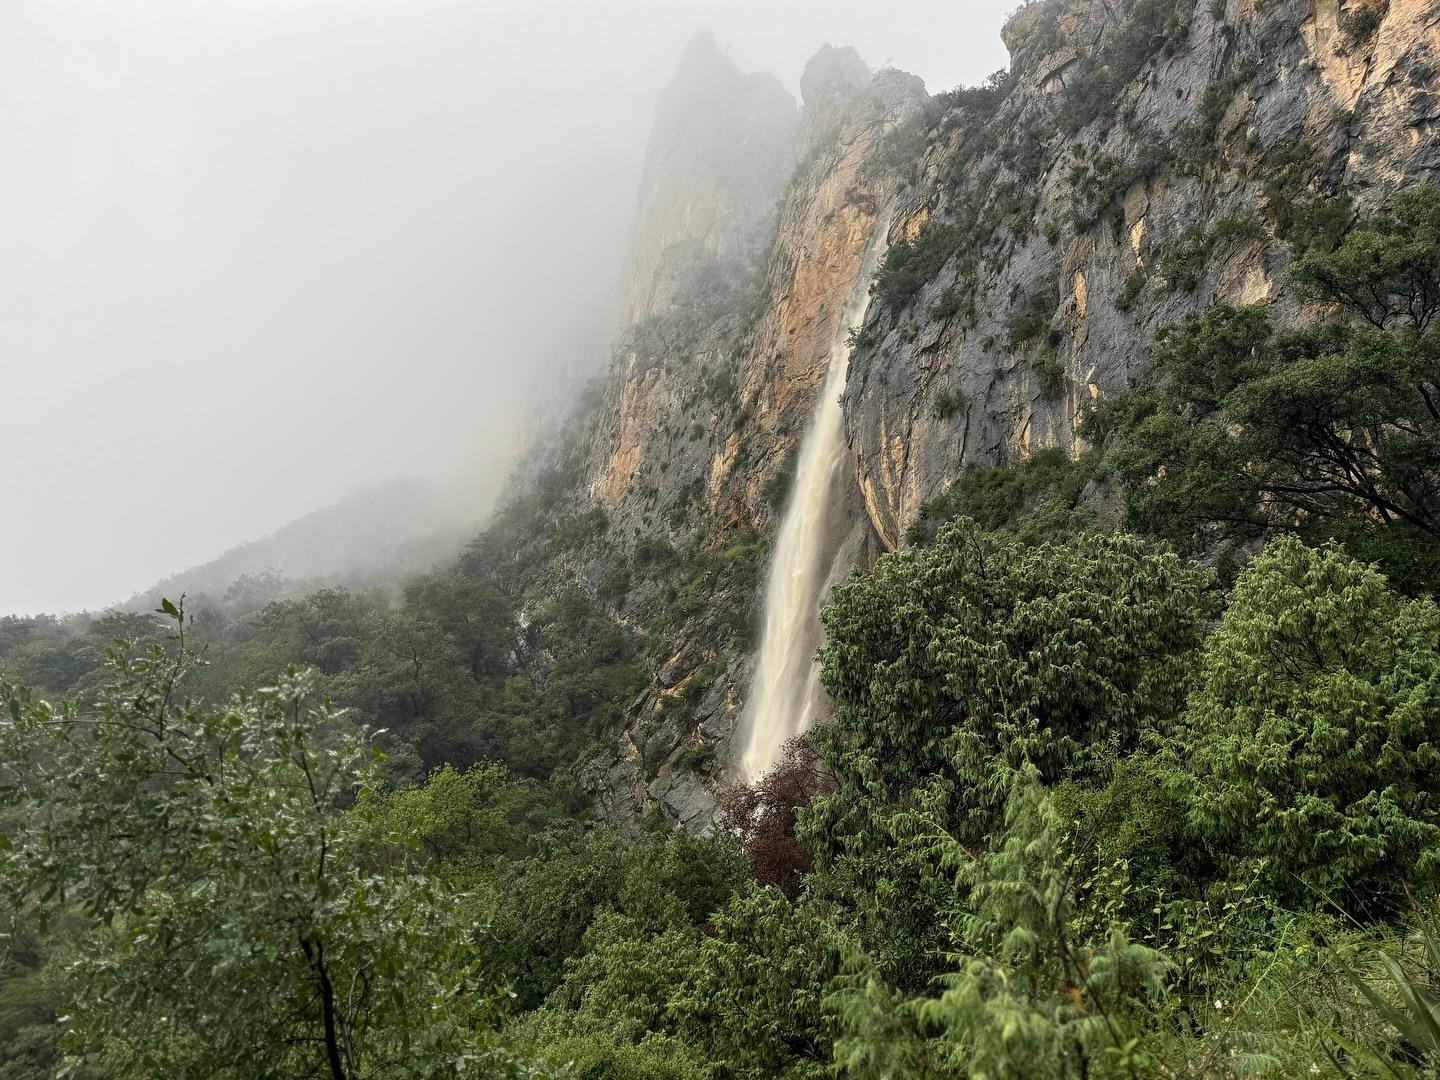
[734,226,889,783]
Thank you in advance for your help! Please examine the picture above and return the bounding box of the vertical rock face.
[844,0,1440,550]
[587,41,926,541]
[591,36,797,508]
[576,43,926,828]
[619,33,800,327]
[510,6,1438,829]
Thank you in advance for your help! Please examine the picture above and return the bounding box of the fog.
[1,0,1012,616]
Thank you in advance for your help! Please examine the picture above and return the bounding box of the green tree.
[0,605,528,1079]
[403,572,516,685]
[1291,185,1440,335]
[801,523,1209,986]
[1186,538,1440,916]
[528,886,843,1080]
[669,889,845,1079]
[365,762,560,887]
[482,827,743,1012]
[831,777,1173,1080]
[339,612,488,772]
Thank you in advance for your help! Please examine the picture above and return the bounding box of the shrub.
[1263,138,1353,253]
[906,447,1101,546]
[1069,137,1172,231]
[1036,349,1066,398]
[1159,214,1262,292]
[1005,280,1059,349]
[1340,0,1388,46]
[933,69,1014,122]
[674,743,717,774]
[875,222,967,307]
[634,536,677,568]
[703,363,738,406]
[1285,193,1355,254]
[720,736,832,896]
[1176,65,1258,175]
[670,890,845,1075]
[929,286,966,322]
[1116,264,1150,311]
[932,387,967,420]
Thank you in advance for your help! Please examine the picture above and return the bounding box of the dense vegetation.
[7,510,1440,1077]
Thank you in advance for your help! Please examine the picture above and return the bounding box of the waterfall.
[734,226,888,783]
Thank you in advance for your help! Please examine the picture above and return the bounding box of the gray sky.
[1,0,1012,616]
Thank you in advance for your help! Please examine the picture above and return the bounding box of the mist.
[1,0,1011,616]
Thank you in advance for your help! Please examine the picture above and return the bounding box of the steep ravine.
[514,3,1439,830]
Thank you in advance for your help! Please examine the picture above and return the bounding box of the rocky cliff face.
[515,4,1440,829]
[570,42,925,828]
[847,0,1440,548]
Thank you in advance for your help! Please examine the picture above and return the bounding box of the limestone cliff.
[569,42,925,827]
[506,6,1439,830]
[846,0,1440,548]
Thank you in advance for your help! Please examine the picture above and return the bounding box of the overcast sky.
[1,0,1012,616]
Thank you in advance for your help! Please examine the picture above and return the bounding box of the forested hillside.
[121,477,491,619]
[4,1,1440,1077]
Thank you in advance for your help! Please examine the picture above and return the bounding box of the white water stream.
[734,226,889,783]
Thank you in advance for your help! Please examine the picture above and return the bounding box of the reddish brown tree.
[720,736,834,897]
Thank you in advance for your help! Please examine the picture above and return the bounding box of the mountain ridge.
[490,0,1440,831]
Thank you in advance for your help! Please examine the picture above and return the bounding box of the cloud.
[0,0,1011,614]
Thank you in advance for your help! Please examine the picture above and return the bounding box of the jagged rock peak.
[622,32,799,325]
[870,66,930,107]
[675,29,728,69]
[659,32,794,117]
[798,44,926,149]
[800,44,871,112]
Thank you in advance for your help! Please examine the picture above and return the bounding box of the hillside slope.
[125,476,489,616]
